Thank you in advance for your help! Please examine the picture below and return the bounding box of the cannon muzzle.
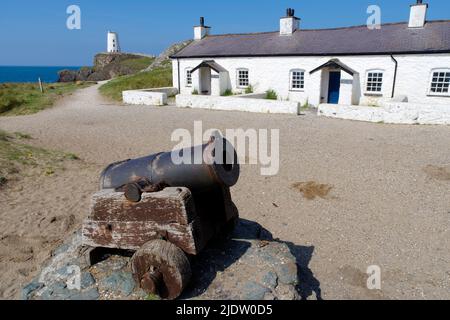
[100,134,239,192]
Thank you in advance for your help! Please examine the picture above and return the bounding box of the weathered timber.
[82,219,199,255]
[131,239,191,299]
[88,188,196,225]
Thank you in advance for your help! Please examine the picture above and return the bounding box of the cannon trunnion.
[82,135,239,299]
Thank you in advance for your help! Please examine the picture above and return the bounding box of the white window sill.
[427,93,450,97]
[364,92,383,96]
[289,88,305,92]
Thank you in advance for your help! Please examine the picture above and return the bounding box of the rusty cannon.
[82,134,239,299]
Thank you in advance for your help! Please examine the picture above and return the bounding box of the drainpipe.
[390,55,398,98]
[177,59,181,93]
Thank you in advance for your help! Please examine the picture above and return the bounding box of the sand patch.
[423,165,450,181]
[291,181,333,200]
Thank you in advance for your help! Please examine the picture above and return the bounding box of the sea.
[0,66,82,83]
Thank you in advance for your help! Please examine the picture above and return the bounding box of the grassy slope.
[99,62,172,101]
[117,56,155,74]
[0,82,92,116]
[0,130,79,187]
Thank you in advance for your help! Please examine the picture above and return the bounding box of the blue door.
[327,72,341,104]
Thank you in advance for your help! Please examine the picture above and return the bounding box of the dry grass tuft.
[291,181,333,200]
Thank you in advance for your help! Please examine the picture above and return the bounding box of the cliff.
[58,53,155,82]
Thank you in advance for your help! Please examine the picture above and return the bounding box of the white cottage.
[170,1,450,118]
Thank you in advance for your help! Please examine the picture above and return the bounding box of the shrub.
[221,89,233,96]
[0,92,24,114]
[244,85,254,94]
[192,89,199,95]
[265,89,278,100]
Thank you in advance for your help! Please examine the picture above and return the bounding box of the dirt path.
[0,83,449,299]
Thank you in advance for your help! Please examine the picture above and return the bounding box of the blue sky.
[0,0,449,66]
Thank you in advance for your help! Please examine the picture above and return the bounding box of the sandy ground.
[0,83,449,300]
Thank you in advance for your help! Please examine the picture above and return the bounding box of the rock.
[24,220,301,300]
[58,53,154,82]
[98,271,135,297]
[275,262,298,286]
[57,70,77,82]
[143,40,192,72]
[262,271,278,289]
[21,280,44,300]
[241,281,271,300]
[80,272,95,289]
[274,284,300,300]
[70,287,100,300]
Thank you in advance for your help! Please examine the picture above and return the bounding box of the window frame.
[185,68,193,87]
[364,69,385,95]
[289,69,305,92]
[236,68,249,88]
[428,68,450,97]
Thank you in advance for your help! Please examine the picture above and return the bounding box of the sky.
[0,0,449,66]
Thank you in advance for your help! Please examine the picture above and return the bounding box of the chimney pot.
[194,17,210,40]
[409,1,428,28]
[280,8,300,35]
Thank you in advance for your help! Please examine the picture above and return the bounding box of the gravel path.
[1,83,449,299]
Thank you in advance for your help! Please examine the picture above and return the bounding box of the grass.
[291,181,333,200]
[221,89,234,96]
[265,89,278,100]
[0,82,93,116]
[0,130,80,188]
[118,57,155,74]
[99,65,173,101]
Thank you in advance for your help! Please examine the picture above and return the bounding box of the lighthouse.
[107,31,120,53]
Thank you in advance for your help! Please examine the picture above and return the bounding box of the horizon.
[0,0,449,66]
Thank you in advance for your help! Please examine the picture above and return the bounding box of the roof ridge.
[203,20,450,38]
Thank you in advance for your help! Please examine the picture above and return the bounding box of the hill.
[58,53,155,83]
[99,40,192,101]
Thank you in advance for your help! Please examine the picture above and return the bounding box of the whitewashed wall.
[318,102,450,125]
[176,94,299,114]
[123,87,178,106]
[172,53,450,106]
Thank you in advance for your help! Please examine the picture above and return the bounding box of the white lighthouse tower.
[107,31,120,53]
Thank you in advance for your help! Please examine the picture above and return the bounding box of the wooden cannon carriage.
[82,134,239,299]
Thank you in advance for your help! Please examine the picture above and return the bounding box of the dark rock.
[80,272,95,289]
[275,262,298,286]
[57,70,77,83]
[70,287,100,300]
[21,281,44,300]
[262,271,278,289]
[98,271,135,297]
[241,281,271,300]
[26,220,302,300]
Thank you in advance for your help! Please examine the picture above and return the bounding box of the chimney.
[409,0,428,28]
[280,8,300,36]
[194,17,211,40]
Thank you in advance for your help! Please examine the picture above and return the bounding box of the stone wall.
[318,102,450,125]
[175,94,299,114]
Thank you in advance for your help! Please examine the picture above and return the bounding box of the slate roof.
[171,21,450,58]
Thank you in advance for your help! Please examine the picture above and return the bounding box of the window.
[366,71,384,93]
[290,69,305,91]
[185,69,192,87]
[237,69,249,88]
[429,69,450,95]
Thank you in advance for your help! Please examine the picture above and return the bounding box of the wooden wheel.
[130,239,191,300]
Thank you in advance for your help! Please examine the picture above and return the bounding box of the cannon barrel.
[100,134,239,192]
